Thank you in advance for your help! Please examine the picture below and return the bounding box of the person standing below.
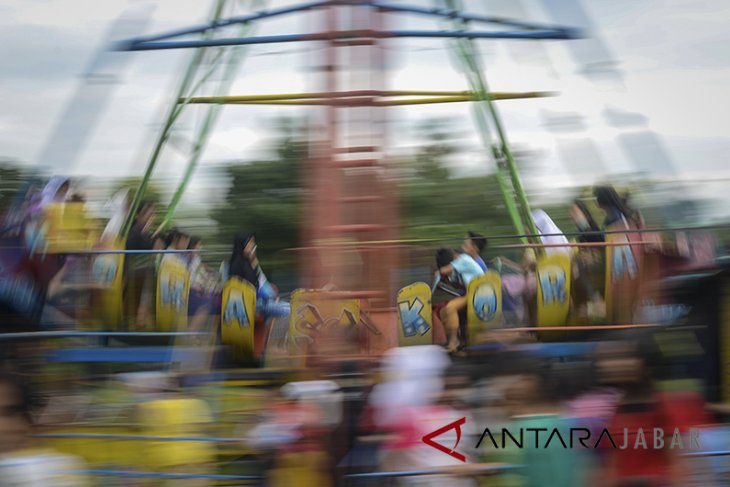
[0,372,89,486]
[435,248,485,352]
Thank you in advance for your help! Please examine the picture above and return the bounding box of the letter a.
[634,428,647,450]
[670,428,683,450]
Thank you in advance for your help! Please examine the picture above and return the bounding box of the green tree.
[0,161,41,218]
[400,120,517,247]
[209,116,535,266]
[209,121,304,266]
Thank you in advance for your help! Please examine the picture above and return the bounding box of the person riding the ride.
[433,247,485,352]
[228,232,290,322]
[463,231,488,272]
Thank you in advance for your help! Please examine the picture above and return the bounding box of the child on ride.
[531,209,571,255]
[433,247,485,352]
[229,232,290,322]
[160,227,191,267]
[464,231,488,272]
[186,236,219,332]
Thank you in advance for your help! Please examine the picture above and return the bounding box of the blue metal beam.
[371,1,576,33]
[127,0,330,44]
[120,0,579,47]
[47,347,213,363]
[0,331,207,341]
[391,29,578,40]
[118,29,577,51]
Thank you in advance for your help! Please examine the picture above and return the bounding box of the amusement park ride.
[108,0,580,361]
[3,1,730,482]
[1,1,728,395]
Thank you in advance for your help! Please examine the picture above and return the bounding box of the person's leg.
[431,303,448,346]
[188,292,211,333]
[439,296,466,352]
[258,299,290,320]
[136,269,155,327]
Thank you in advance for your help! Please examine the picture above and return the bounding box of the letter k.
[422,417,466,462]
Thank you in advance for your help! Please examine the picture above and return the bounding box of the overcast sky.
[1,0,729,215]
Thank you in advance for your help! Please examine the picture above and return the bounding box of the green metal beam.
[159,3,265,231]
[437,0,540,245]
[121,0,230,240]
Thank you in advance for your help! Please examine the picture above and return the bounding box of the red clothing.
[602,391,710,485]
[432,303,448,345]
[655,391,712,434]
[607,402,670,480]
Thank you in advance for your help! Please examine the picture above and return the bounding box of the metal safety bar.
[36,433,240,443]
[0,331,208,341]
[345,464,521,478]
[4,223,723,254]
[274,223,730,248]
[64,452,730,481]
[69,470,260,480]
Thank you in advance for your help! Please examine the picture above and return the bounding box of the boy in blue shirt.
[434,247,485,352]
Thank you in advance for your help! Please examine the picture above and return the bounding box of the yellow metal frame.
[185,90,554,106]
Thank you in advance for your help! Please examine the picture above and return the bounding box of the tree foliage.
[208,118,527,266]
[209,125,304,264]
[0,161,41,217]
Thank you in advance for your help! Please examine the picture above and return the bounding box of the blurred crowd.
[1,341,730,486]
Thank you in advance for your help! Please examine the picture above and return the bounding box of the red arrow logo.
[421,417,466,462]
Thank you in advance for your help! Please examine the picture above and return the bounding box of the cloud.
[0,25,91,81]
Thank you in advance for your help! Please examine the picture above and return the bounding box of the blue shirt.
[451,253,485,288]
[475,256,487,272]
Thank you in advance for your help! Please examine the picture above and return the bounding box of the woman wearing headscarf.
[124,200,161,326]
[593,185,647,323]
[568,199,605,318]
[531,209,571,255]
[369,346,478,486]
[38,176,70,210]
[24,177,70,255]
[570,198,603,243]
[229,232,290,321]
[100,188,130,245]
[593,185,644,231]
